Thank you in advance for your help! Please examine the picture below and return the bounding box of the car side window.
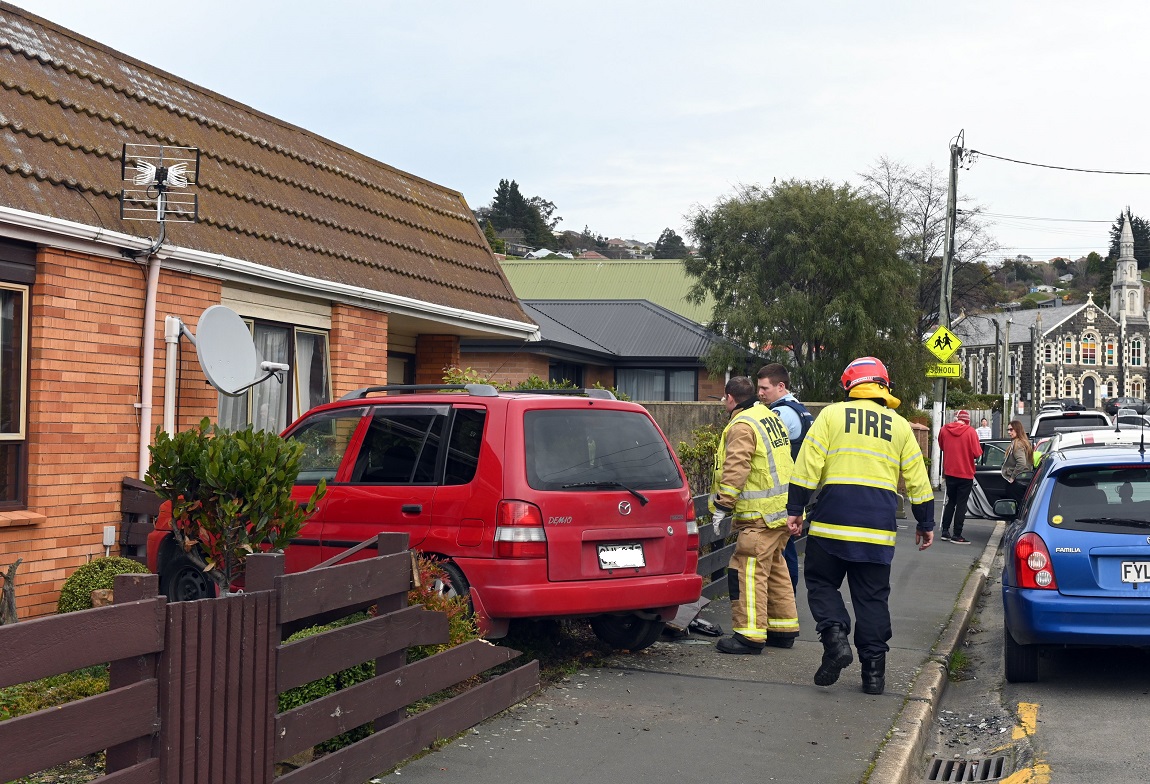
[352,408,446,485]
[289,407,367,483]
[979,443,1007,469]
[443,408,486,486]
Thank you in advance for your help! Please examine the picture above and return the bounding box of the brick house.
[0,5,536,617]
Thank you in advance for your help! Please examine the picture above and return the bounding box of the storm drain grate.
[925,755,1010,782]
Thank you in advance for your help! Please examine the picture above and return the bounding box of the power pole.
[931,130,965,488]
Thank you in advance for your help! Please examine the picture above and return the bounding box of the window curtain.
[252,325,289,433]
[294,331,330,418]
[617,369,664,401]
[668,370,694,401]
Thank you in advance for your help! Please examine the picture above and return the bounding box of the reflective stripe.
[733,508,789,525]
[742,557,763,636]
[822,475,898,491]
[808,521,897,546]
[734,413,781,488]
[739,485,788,500]
[718,483,742,496]
[733,626,767,640]
[767,617,799,630]
[827,446,900,465]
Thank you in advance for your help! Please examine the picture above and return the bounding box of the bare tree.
[860,157,1000,332]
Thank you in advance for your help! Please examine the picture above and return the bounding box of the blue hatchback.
[998,441,1150,682]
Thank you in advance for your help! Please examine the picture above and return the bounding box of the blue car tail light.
[1014,532,1058,590]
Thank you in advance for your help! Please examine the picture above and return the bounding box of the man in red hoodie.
[937,410,982,544]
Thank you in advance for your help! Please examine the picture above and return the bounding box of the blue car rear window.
[1048,467,1150,534]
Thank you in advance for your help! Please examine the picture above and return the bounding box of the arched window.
[1133,339,1144,367]
[1044,377,1054,398]
[1063,339,1074,363]
[1082,334,1097,364]
[1106,341,1117,366]
[1107,381,1116,398]
[1134,380,1144,398]
[1064,378,1074,397]
[1043,343,1054,363]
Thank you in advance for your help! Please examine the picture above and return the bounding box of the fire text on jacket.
[844,408,893,442]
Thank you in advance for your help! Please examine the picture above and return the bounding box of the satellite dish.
[195,305,287,396]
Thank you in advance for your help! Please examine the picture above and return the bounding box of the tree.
[654,228,689,258]
[483,179,557,249]
[1107,208,1150,269]
[684,180,929,406]
[859,157,1000,334]
[483,220,505,254]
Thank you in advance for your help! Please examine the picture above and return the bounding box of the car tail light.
[1014,532,1058,590]
[685,499,699,550]
[495,500,547,558]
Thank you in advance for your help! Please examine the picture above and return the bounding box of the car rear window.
[1047,467,1150,534]
[524,409,683,491]
[1034,413,1109,438]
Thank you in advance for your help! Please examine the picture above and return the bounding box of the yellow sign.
[925,325,962,361]
[926,363,962,378]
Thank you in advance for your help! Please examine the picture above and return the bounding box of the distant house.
[459,300,731,401]
[1059,274,1075,283]
[496,229,532,257]
[577,251,609,260]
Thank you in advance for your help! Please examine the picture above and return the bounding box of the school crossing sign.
[925,325,962,362]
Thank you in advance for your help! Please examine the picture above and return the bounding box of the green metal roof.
[499,259,714,324]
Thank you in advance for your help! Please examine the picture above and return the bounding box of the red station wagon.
[148,385,704,651]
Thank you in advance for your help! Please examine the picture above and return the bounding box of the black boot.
[764,633,795,648]
[716,633,765,655]
[861,655,886,695]
[814,624,853,686]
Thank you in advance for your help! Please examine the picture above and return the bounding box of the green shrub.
[56,557,149,614]
[407,556,480,664]
[0,664,109,721]
[676,423,721,497]
[443,366,629,400]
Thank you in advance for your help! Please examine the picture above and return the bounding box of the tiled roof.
[500,259,714,323]
[0,4,529,325]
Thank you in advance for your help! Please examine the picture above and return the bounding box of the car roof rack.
[338,383,499,400]
[503,388,617,400]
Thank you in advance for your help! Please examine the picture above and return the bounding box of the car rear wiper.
[561,480,649,505]
[1075,517,1150,529]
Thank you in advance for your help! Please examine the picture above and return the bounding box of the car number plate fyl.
[1120,561,1150,583]
[598,543,644,570]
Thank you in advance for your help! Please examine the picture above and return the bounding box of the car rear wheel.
[1004,627,1039,683]
[163,556,215,603]
[590,614,666,651]
[431,560,471,607]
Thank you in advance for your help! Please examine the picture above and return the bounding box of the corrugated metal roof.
[501,259,713,323]
[525,300,717,359]
[0,4,530,327]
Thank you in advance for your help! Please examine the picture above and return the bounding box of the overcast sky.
[13,0,1150,261]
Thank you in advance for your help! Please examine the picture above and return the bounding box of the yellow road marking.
[1012,702,1039,740]
[1001,763,1052,783]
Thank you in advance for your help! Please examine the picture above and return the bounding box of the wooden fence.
[0,534,539,784]
[693,495,735,599]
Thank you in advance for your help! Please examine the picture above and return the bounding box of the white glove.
[711,510,727,536]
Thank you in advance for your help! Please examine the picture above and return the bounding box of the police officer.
[756,363,815,593]
[710,376,799,654]
[784,357,934,694]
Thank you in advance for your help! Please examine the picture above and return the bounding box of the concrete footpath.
[394,508,1002,784]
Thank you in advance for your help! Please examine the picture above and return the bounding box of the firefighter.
[784,357,934,694]
[710,376,799,654]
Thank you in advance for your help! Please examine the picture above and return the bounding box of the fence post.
[245,551,285,593]
[105,573,162,774]
[374,533,410,731]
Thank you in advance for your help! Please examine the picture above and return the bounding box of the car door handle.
[402,504,422,514]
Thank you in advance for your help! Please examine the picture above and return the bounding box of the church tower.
[1110,214,1144,319]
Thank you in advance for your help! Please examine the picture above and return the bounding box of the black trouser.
[783,535,799,594]
[941,475,973,537]
[1005,477,1027,504]
[804,536,892,660]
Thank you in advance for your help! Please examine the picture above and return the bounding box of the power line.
[971,149,1150,176]
[968,210,1112,223]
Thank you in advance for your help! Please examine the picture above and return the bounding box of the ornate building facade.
[951,215,1148,413]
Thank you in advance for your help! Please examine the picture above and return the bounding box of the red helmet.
[841,356,890,391]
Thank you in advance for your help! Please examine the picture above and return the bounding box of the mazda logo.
[618,501,632,515]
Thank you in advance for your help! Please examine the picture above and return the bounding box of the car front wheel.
[1004,627,1039,683]
[162,556,215,603]
[590,614,666,651]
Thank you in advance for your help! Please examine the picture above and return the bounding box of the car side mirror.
[993,498,1019,521]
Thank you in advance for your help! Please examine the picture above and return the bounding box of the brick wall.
[697,373,725,401]
[458,351,549,386]
[416,335,460,385]
[0,249,222,618]
[583,365,615,390]
[330,304,388,397]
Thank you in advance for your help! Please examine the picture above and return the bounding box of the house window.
[1064,379,1074,397]
[1044,378,1054,398]
[1106,342,1116,366]
[218,320,332,433]
[1082,338,1096,364]
[1063,340,1074,363]
[1133,339,1143,367]
[1107,381,1115,398]
[0,282,29,508]
[1043,344,1054,364]
[549,361,584,387]
[1134,380,1144,398]
[615,369,696,401]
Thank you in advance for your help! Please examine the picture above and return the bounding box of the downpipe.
[137,253,162,480]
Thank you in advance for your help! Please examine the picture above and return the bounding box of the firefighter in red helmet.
[784,356,935,694]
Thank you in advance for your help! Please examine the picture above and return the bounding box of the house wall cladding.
[415,335,460,385]
[457,352,550,387]
[330,304,389,394]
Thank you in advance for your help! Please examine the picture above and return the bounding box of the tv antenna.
[119,143,200,257]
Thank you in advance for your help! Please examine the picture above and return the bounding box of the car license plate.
[598,543,644,570]
[1120,561,1150,583]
